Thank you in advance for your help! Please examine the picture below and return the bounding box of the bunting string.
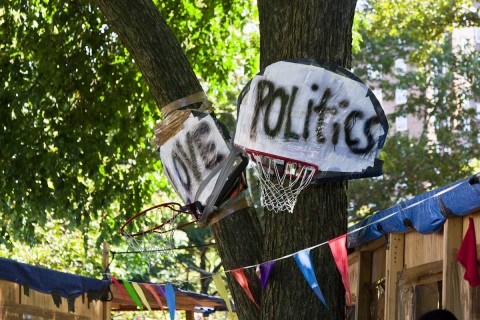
[110,242,216,255]
[225,177,466,275]
[106,177,473,314]
[111,176,466,288]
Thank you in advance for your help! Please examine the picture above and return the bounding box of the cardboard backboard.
[234,59,388,181]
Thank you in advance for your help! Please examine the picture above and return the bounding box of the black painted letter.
[250,80,274,141]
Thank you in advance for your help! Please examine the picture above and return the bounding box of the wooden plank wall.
[371,242,386,284]
[348,251,359,307]
[0,281,20,319]
[384,233,405,320]
[404,231,443,269]
[0,280,105,320]
[442,216,463,318]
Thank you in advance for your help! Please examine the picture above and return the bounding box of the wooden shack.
[0,256,229,319]
[347,173,480,320]
[0,257,108,319]
[0,279,105,320]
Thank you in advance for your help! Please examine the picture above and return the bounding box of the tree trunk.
[94,1,263,319]
[211,208,263,319]
[257,0,356,319]
[96,0,356,319]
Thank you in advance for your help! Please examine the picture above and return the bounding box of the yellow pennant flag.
[212,273,233,313]
[132,282,152,312]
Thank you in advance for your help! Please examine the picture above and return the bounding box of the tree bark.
[211,208,263,319]
[94,1,263,319]
[257,0,356,319]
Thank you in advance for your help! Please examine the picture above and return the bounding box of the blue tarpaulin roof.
[347,173,480,248]
[0,257,108,299]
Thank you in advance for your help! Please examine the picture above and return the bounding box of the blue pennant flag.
[293,249,328,308]
[165,283,176,320]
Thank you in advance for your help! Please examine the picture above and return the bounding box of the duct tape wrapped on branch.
[154,92,213,147]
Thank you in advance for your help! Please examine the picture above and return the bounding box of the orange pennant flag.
[144,284,167,319]
[110,275,127,300]
[231,268,260,309]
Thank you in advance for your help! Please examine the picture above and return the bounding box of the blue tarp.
[0,257,108,299]
[347,173,480,248]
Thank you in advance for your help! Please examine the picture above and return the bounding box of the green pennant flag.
[122,280,143,310]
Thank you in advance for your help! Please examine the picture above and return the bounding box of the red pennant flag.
[110,275,128,300]
[328,234,352,305]
[144,284,167,319]
[457,217,480,287]
[231,268,260,309]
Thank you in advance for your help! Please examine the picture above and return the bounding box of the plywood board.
[371,244,386,284]
[0,280,18,304]
[355,251,373,320]
[384,233,405,320]
[404,231,443,268]
[348,251,360,302]
[400,260,443,287]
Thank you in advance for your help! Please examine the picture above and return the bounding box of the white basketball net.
[247,151,317,213]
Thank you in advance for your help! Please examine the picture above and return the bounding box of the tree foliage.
[1,0,160,247]
[348,0,480,220]
[156,0,259,108]
[0,0,257,252]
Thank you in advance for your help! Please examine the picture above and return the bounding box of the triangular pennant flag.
[165,283,176,320]
[132,282,152,312]
[155,284,166,297]
[110,275,127,300]
[457,217,480,287]
[328,234,352,305]
[144,284,167,320]
[212,273,233,313]
[122,280,143,310]
[231,268,259,309]
[260,260,275,288]
[293,249,328,308]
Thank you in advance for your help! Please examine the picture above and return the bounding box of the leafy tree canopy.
[0,0,257,253]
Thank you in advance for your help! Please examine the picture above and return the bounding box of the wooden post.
[102,242,112,320]
[185,310,195,320]
[384,233,404,320]
[355,251,373,320]
[442,217,463,317]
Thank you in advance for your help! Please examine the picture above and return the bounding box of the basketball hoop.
[246,149,317,213]
[120,202,200,268]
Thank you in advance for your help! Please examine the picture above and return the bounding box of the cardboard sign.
[234,59,388,180]
[159,113,230,205]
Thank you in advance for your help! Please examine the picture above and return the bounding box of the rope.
[154,177,467,286]
[110,242,217,255]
